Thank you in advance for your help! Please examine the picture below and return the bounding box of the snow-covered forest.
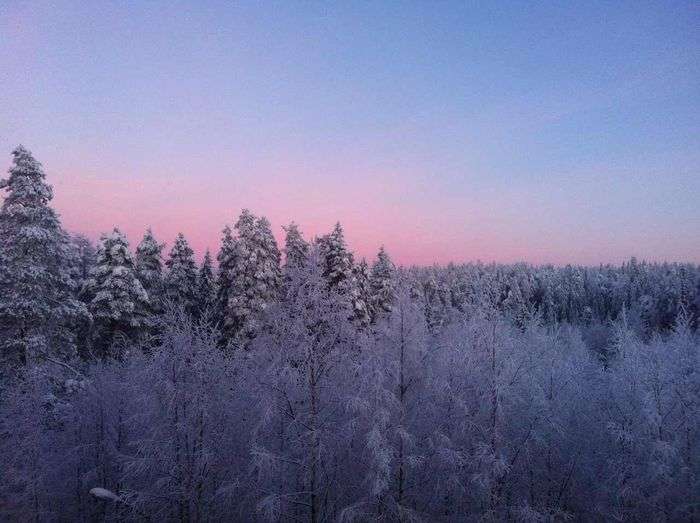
[1,146,698,522]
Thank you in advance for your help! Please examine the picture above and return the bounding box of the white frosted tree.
[135,228,164,313]
[317,222,354,293]
[164,233,198,315]
[0,146,87,369]
[351,259,373,327]
[250,248,355,522]
[370,246,396,322]
[216,225,236,335]
[224,210,281,344]
[344,277,426,521]
[282,222,309,274]
[85,228,151,357]
[70,234,97,358]
[71,233,97,290]
[196,250,217,319]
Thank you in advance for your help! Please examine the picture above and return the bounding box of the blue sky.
[1,1,698,264]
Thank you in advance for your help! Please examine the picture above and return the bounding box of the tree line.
[0,146,698,521]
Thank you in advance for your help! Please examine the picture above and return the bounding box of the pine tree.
[422,272,450,332]
[0,146,87,369]
[216,225,236,330]
[85,228,150,357]
[70,234,96,289]
[224,210,282,344]
[317,222,354,292]
[196,250,217,319]
[70,234,97,359]
[135,228,164,313]
[370,246,396,321]
[352,259,373,326]
[164,233,198,315]
[283,222,309,274]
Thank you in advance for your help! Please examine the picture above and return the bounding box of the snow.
[89,487,120,502]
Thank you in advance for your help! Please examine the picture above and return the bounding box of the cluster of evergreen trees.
[0,147,397,368]
[1,147,699,521]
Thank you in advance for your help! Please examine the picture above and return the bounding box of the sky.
[1,1,699,266]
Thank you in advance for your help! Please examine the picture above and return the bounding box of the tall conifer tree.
[196,250,217,319]
[135,228,164,313]
[224,210,281,344]
[164,233,198,315]
[86,228,150,356]
[370,246,396,320]
[0,146,87,368]
[283,222,309,274]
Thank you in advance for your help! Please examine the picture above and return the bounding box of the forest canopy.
[1,147,698,521]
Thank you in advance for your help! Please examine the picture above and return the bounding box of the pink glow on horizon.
[1,2,698,268]
[44,162,700,268]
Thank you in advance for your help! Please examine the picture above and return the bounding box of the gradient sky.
[1,1,699,266]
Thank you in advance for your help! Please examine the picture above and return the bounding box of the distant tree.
[421,272,451,333]
[164,233,198,315]
[70,234,97,359]
[135,228,164,312]
[196,250,217,319]
[0,146,87,370]
[351,258,373,327]
[370,246,396,321]
[71,233,97,289]
[224,210,281,344]
[216,225,236,335]
[282,222,309,274]
[85,228,151,357]
[317,222,354,293]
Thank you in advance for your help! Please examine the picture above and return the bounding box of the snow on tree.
[215,225,236,333]
[135,228,164,313]
[282,221,309,274]
[70,234,97,359]
[343,276,427,521]
[502,273,534,330]
[249,247,356,522]
[196,250,217,319]
[0,146,87,369]
[420,270,453,333]
[71,234,96,289]
[85,228,151,357]
[223,210,282,344]
[370,246,396,321]
[316,222,354,293]
[164,233,198,315]
[351,258,373,327]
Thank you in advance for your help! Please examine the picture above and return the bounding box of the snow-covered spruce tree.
[351,258,373,327]
[135,228,164,313]
[370,246,396,322]
[86,228,151,357]
[71,233,96,289]
[502,277,532,330]
[0,146,87,370]
[195,250,217,319]
[70,234,97,359]
[317,222,354,292]
[164,233,198,316]
[421,270,451,333]
[316,221,372,324]
[282,221,309,274]
[216,225,236,334]
[224,210,281,345]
